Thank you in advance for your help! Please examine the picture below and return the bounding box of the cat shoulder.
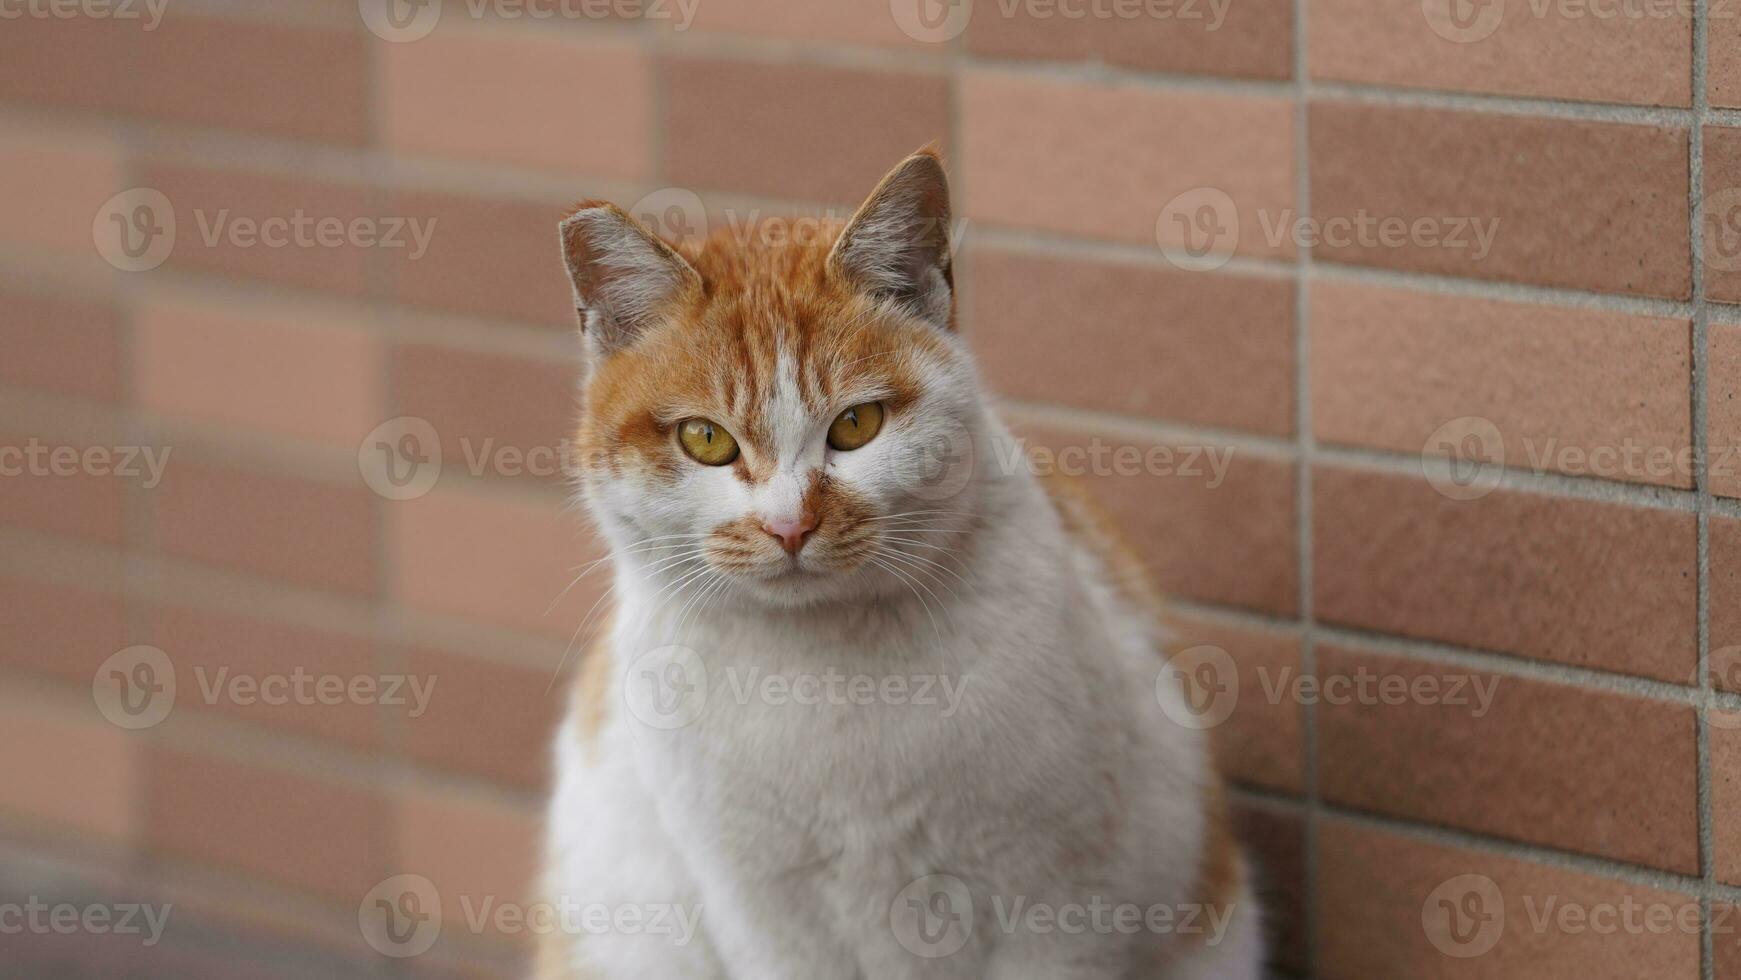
[1036,471,1165,622]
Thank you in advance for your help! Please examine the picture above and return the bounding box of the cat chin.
[717,565,904,612]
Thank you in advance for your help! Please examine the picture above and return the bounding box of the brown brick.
[1169,614,1303,794]
[150,604,380,750]
[1017,424,1298,615]
[687,0,934,47]
[380,31,650,178]
[1318,818,1701,979]
[1314,467,1696,682]
[1312,281,1693,488]
[1318,646,1698,873]
[0,578,128,683]
[1231,801,1305,975]
[0,122,123,262]
[388,486,605,639]
[129,12,369,144]
[0,432,129,546]
[393,788,540,943]
[390,345,576,487]
[1703,127,1741,303]
[1715,517,1741,692]
[0,694,138,844]
[153,461,377,596]
[135,293,382,447]
[965,0,1292,80]
[1714,15,1741,109]
[1718,903,1741,980]
[144,746,387,900]
[137,162,377,299]
[962,71,1295,251]
[400,648,563,790]
[662,57,950,206]
[385,189,574,328]
[1715,726,1741,885]
[0,13,130,111]
[1309,102,1691,299]
[1717,324,1741,499]
[965,246,1295,435]
[1311,0,1690,106]
[0,291,122,403]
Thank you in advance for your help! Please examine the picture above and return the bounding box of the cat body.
[537,150,1262,979]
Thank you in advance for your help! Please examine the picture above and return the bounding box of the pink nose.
[761,514,817,555]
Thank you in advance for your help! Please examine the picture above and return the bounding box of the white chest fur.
[542,472,1260,979]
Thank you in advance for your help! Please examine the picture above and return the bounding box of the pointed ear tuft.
[558,202,701,356]
[827,149,955,331]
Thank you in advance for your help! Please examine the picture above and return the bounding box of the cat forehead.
[580,274,952,473]
[639,294,936,417]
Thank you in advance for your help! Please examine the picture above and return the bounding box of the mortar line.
[970,225,1704,320]
[945,0,968,336]
[1691,3,1718,977]
[360,32,404,979]
[1289,1,1321,973]
[111,105,153,901]
[1165,593,1741,709]
[657,28,1706,128]
[1248,783,1741,907]
[1321,804,1739,904]
[999,393,1707,508]
[1309,79,1695,126]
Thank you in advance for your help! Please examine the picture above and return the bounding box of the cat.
[536,147,1264,979]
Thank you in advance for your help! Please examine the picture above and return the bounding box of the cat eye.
[678,418,740,466]
[827,402,884,452]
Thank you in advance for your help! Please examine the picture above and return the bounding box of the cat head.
[560,148,989,610]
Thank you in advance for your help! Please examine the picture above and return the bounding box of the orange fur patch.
[1041,472,1246,941]
[1192,772,1243,933]
[533,916,589,979]
[1039,472,1165,618]
[572,627,614,761]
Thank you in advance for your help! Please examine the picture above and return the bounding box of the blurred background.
[1,0,1738,977]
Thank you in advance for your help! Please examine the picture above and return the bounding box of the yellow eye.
[678,418,740,466]
[827,402,884,451]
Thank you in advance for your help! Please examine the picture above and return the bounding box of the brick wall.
[0,1,1736,977]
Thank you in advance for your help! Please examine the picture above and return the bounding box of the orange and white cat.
[537,149,1262,979]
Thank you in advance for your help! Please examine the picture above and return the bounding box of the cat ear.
[558,202,701,356]
[827,148,955,331]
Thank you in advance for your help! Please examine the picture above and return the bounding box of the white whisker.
[867,553,944,637]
